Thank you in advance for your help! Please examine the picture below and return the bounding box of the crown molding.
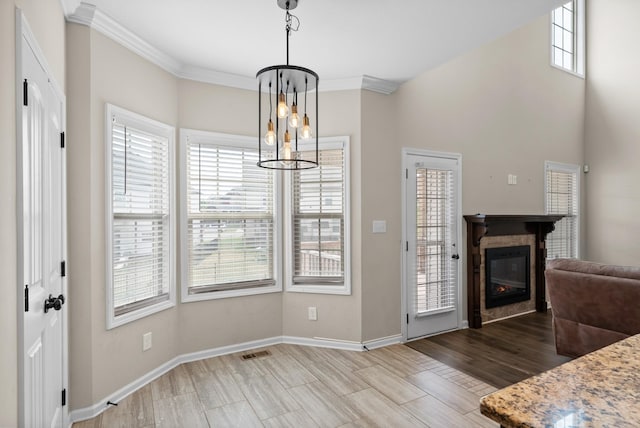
[65,2,400,94]
[362,75,401,95]
[177,65,257,91]
[59,0,82,16]
[67,3,182,74]
[321,76,368,93]
[65,1,94,26]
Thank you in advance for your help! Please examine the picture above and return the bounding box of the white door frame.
[401,148,464,341]
[16,10,68,427]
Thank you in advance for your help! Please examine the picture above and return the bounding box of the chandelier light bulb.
[289,103,300,128]
[301,114,312,139]
[280,130,294,165]
[264,119,276,145]
[277,91,289,119]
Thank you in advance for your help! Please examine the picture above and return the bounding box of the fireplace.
[485,245,530,308]
[464,215,563,328]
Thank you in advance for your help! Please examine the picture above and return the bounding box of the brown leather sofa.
[545,258,640,358]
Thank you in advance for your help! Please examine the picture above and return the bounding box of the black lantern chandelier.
[257,0,319,170]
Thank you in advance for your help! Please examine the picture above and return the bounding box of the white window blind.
[415,168,456,313]
[106,104,175,328]
[545,162,579,259]
[291,143,348,288]
[183,132,276,298]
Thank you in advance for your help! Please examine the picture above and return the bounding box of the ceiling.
[63,0,567,93]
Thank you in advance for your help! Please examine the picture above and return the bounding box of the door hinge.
[24,284,29,312]
[23,79,28,106]
[405,168,408,179]
[406,241,408,252]
[406,313,409,324]
[62,388,66,406]
[61,260,66,277]
[60,132,65,148]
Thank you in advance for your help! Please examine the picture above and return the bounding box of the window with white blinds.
[287,138,350,294]
[181,130,279,301]
[106,104,175,329]
[545,161,580,260]
[415,167,456,313]
[551,0,585,76]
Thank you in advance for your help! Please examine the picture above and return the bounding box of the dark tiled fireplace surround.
[464,214,563,328]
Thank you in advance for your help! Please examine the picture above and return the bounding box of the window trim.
[179,128,282,303]
[284,136,351,295]
[544,160,581,259]
[550,0,585,78]
[105,104,176,329]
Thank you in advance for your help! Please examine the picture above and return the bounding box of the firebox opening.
[485,245,531,309]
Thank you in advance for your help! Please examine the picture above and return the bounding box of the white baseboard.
[282,335,363,351]
[69,333,401,423]
[178,336,283,364]
[362,334,403,350]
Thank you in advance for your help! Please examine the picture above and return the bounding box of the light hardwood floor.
[73,343,499,427]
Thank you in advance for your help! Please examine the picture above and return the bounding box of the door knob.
[44,294,65,313]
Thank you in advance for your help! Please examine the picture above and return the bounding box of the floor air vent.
[241,350,271,360]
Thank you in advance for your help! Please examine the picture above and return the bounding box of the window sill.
[181,283,282,303]
[107,298,175,330]
[550,63,585,79]
[286,283,351,295]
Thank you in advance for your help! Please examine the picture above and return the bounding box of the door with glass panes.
[405,152,460,339]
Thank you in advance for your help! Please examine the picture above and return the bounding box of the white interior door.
[404,151,461,340]
[19,15,67,428]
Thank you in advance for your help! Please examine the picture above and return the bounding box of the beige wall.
[396,14,584,215]
[1,1,65,425]
[65,22,94,412]
[281,89,363,343]
[360,90,402,341]
[177,79,283,354]
[584,0,640,264]
[0,1,18,424]
[66,26,181,408]
[359,14,585,341]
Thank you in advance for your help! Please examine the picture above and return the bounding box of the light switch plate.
[372,220,387,233]
[143,332,152,351]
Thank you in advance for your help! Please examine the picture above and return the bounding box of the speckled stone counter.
[480,334,640,427]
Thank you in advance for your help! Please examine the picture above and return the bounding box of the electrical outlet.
[308,306,317,321]
[143,332,152,351]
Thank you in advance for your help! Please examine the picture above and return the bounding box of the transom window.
[551,0,585,76]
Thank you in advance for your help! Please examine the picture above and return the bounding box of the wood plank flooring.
[73,313,567,427]
[406,312,572,389]
[73,343,499,428]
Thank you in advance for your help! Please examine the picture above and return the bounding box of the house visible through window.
[180,130,280,301]
[106,104,176,328]
[545,161,580,259]
[287,138,351,294]
[551,0,585,76]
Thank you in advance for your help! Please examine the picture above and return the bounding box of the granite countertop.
[480,334,640,427]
